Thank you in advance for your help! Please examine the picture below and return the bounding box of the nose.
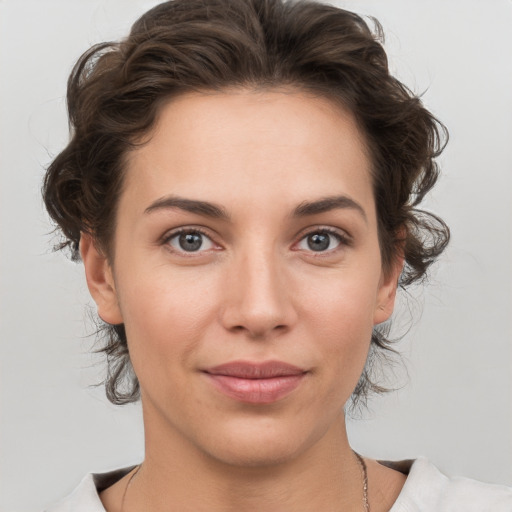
[220,248,298,339]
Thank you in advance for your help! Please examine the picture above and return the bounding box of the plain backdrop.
[1,0,511,510]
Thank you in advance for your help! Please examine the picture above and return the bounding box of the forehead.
[122,89,375,220]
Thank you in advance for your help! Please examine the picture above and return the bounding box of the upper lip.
[204,360,307,379]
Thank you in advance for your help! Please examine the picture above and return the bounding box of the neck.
[128,402,365,512]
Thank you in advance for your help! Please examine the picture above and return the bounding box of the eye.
[166,229,215,253]
[296,229,346,253]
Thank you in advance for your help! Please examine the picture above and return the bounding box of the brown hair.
[43,0,449,406]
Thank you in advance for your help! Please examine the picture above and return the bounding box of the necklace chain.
[354,451,370,512]
[121,454,370,512]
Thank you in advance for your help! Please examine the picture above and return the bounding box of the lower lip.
[205,374,306,404]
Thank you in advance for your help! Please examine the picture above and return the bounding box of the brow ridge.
[293,195,367,222]
[144,196,230,220]
[144,194,366,223]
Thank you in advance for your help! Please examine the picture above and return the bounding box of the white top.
[45,458,512,511]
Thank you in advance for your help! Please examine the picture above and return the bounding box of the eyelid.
[161,226,221,255]
[292,226,352,252]
[159,224,351,256]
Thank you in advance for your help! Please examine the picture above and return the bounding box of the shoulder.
[44,466,134,512]
[389,457,512,512]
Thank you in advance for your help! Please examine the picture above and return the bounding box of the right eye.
[166,230,216,253]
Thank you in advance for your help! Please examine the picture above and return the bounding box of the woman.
[42,0,511,510]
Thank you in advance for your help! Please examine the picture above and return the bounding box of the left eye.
[167,231,215,253]
[296,231,343,252]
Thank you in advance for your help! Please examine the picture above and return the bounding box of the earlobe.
[80,233,123,325]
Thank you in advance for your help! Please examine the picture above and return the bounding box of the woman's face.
[83,89,400,466]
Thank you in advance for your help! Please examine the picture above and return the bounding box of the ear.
[373,253,404,325]
[80,233,123,325]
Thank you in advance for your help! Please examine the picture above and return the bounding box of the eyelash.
[161,226,352,256]
[294,227,352,255]
[161,227,219,256]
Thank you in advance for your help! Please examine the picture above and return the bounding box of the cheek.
[301,263,379,329]
[299,272,378,367]
[292,284,376,414]
[116,266,221,374]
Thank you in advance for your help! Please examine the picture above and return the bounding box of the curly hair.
[43,0,449,406]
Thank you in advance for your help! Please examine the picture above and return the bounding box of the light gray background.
[1,1,511,510]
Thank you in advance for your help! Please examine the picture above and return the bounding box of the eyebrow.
[144,195,230,220]
[293,195,367,222]
[144,194,367,223]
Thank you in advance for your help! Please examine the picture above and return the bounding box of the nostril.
[219,267,298,337]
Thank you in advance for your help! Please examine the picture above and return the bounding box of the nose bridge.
[222,239,295,337]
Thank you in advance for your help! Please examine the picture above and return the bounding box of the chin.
[205,437,305,469]
[195,415,331,469]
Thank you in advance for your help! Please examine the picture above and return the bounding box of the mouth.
[203,360,308,404]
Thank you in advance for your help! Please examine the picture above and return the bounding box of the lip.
[203,360,307,404]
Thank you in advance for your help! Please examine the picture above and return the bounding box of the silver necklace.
[121,455,370,511]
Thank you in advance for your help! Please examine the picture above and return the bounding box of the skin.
[82,89,406,511]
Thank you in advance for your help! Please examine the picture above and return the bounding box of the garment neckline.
[93,458,415,491]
